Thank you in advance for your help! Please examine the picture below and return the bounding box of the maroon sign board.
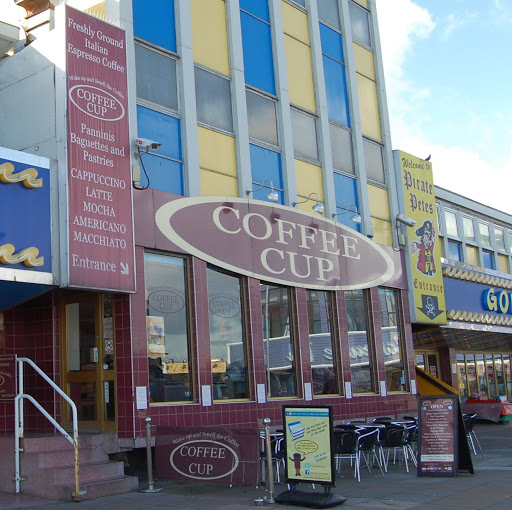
[418,395,458,477]
[155,197,394,290]
[65,6,135,292]
[155,426,259,486]
[0,355,17,400]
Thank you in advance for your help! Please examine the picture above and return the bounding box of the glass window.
[445,210,458,238]
[195,67,233,133]
[486,353,497,399]
[329,123,354,174]
[290,0,306,7]
[463,215,475,243]
[307,290,339,396]
[207,266,248,400]
[333,173,360,232]
[145,253,192,404]
[476,353,486,395]
[379,289,406,392]
[466,353,477,397]
[495,226,505,251]
[479,222,491,247]
[240,9,275,94]
[363,138,385,183]
[504,354,511,399]
[247,90,278,146]
[495,355,505,397]
[249,144,283,204]
[416,354,425,371]
[133,0,176,52]
[482,250,494,270]
[261,283,297,398]
[317,0,341,30]
[346,289,375,394]
[322,55,350,128]
[457,353,467,399]
[348,1,371,47]
[447,240,462,262]
[136,106,183,194]
[291,108,318,161]
[135,44,178,111]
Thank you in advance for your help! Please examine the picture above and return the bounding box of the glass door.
[62,294,116,432]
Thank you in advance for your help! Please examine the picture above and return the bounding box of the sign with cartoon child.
[282,406,335,486]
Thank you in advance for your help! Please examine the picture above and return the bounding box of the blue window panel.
[139,155,183,195]
[240,0,269,21]
[241,12,275,94]
[482,250,494,270]
[333,173,360,232]
[323,55,350,128]
[319,23,344,63]
[133,0,176,52]
[250,144,283,203]
[137,106,182,161]
[447,240,462,262]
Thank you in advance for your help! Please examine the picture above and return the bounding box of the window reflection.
[307,290,338,396]
[145,253,192,403]
[346,289,374,394]
[207,266,248,400]
[261,284,297,398]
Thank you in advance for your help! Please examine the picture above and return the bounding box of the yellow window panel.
[191,0,230,75]
[285,35,316,112]
[498,253,509,273]
[85,2,105,17]
[198,126,237,177]
[371,217,393,247]
[200,168,238,197]
[356,73,382,141]
[367,184,390,220]
[352,0,369,9]
[282,0,310,44]
[353,42,375,80]
[466,245,479,266]
[295,159,323,199]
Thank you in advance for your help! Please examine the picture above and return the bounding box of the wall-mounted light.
[246,179,279,203]
[332,205,362,224]
[293,192,325,214]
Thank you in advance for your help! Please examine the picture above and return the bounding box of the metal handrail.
[15,357,80,501]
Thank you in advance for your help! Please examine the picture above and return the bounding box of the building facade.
[413,187,512,403]
[0,0,419,479]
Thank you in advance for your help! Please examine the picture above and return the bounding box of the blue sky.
[376,0,512,215]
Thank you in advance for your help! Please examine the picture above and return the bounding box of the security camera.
[135,138,161,151]
[396,213,417,227]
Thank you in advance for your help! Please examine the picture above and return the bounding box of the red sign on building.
[65,6,135,292]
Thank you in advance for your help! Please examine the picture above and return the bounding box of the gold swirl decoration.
[0,243,44,267]
[0,162,43,189]
[447,309,512,327]
[442,266,512,290]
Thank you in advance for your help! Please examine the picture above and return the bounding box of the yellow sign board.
[282,406,334,485]
[396,151,447,324]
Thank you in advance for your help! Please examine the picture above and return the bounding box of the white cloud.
[377,1,512,216]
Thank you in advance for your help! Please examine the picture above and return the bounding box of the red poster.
[66,6,135,292]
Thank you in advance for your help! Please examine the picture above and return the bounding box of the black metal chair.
[463,413,482,455]
[355,428,385,482]
[333,427,360,477]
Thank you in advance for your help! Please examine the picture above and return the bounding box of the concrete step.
[56,475,139,501]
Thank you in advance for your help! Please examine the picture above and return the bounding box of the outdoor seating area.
[260,416,420,487]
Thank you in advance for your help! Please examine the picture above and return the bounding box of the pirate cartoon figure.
[410,220,436,276]
[289,452,306,476]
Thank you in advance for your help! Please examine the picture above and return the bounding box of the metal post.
[264,418,275,504]
[139,416,163,493]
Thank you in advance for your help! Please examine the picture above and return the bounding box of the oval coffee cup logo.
[155,197,394,290]
[170,440,239,480]
[69,85,125,121]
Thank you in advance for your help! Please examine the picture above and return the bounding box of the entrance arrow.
[120,262,130,275]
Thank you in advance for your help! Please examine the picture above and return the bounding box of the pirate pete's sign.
[155,197,393,290]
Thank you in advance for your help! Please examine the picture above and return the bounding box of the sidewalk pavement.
[1,422,511,510]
